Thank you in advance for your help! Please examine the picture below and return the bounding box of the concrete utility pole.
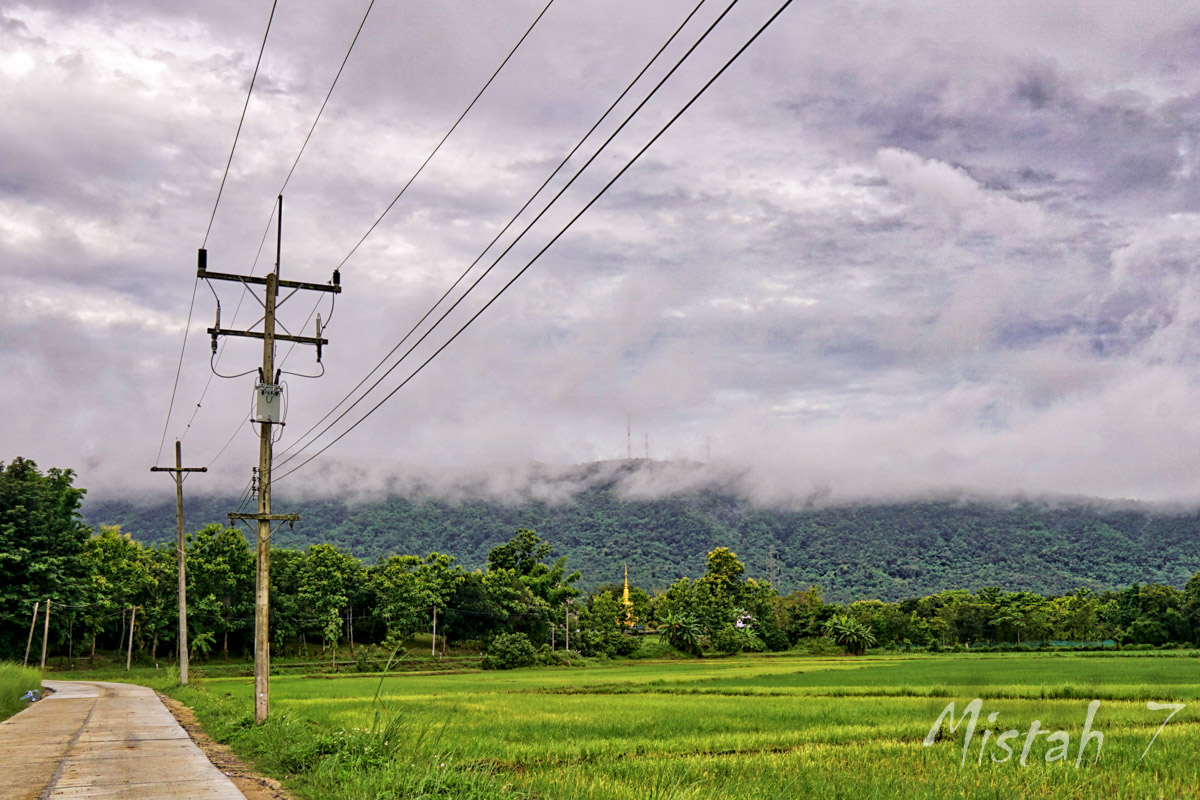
[151,440,206,685]
[126,606,137,671]
[23,601,39,667]
[431,606,437,657]
[202,195,340,724]
[40,599,50,670]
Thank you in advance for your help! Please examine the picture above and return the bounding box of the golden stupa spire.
[622,563,633,626]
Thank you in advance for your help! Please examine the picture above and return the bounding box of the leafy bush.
[822,615,877,656]
[710,625,748,654]
[536,645,585,667]
[612,634,641,657]
[483,632,538,670]
[627,639,691,659]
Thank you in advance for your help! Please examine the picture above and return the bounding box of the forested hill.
[83,484,1200,602]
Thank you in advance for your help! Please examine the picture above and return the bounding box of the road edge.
[155,690,297,800]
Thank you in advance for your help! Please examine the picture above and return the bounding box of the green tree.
[659,610,703,656]
[80,525,152,661]
[822,614,876,656]
[297,544,359,664]
[0,458,91,659]
[577,590,638,657]
[693,547,749,637]
[186,525,253,657]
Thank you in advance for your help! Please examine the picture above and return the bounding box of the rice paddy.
[190,651,1200,799]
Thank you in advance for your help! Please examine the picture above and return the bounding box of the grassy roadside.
[165,673,524,800]
[0,662,42,723]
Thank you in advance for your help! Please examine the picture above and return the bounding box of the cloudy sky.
[4,0,1200,505]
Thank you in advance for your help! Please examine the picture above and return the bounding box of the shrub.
[711,625,747,654]
[482,632,537,670]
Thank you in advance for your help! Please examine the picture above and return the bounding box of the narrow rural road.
[0,680,246,800]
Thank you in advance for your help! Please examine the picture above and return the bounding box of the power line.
[274,0,796,483]
[201,0,279,249]
[333,0,558,273]
[280,0,377,194]
[155,277,199,466]
[275,0,558,380]
[185,0,373,453]
[276,0,713,464]
[161,0,278,463]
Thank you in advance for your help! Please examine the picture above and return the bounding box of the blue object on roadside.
[21,690,41,703]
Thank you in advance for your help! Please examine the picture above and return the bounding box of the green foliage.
[85,482,1200,602]
[187,524,254,656]
[483,632,538,670]
[576,590,640,657]
[821,614,876,655]
[0,661,42,723]
[709,624,750,654]
[659,610,703,656]
[7,455,1200,667]
[0,458,90,659]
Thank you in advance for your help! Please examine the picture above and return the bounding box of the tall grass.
[155,652,1199,800]
[0,661,42,723]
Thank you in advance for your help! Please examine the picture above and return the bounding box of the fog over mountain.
[5,1,1200,506]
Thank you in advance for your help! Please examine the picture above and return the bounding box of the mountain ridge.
[82,470,1200,602]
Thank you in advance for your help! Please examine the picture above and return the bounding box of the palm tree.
[822,614,876,656]
[661,611,704,656]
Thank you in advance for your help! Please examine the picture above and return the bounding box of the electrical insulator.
[315,314,323,362]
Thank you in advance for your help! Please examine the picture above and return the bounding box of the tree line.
[3,458,1199,667]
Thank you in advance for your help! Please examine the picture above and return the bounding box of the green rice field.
[179,651,1200,799]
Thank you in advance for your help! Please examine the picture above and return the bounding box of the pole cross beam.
[205,327,329,346]
[149,440,206,686]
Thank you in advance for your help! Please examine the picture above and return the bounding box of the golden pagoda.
[622,563,634,627]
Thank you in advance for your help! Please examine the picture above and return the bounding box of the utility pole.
[39,599,50,670]
[23,601,39,667]
[151,440,206,685]
[126,605,137,670]
[431,606,437,657]
[768,546,778,588]
[202,195,340,724]
[565,602,570,653]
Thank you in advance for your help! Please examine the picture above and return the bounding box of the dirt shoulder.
[157,691,296,800]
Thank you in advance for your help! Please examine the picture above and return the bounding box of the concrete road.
[0,680,246,800]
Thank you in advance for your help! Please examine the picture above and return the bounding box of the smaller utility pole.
[565,602,571,653]
[126,606,137,670]
[768,547,778,587]
[430,606,437,657]
[40,599,50,670]
[23,601,39,667]
[151,440,206,685]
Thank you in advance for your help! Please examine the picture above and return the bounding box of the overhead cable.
[275,0,713,462]
[273,0,797,482]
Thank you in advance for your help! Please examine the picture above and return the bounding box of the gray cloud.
[2,0,1200,508]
